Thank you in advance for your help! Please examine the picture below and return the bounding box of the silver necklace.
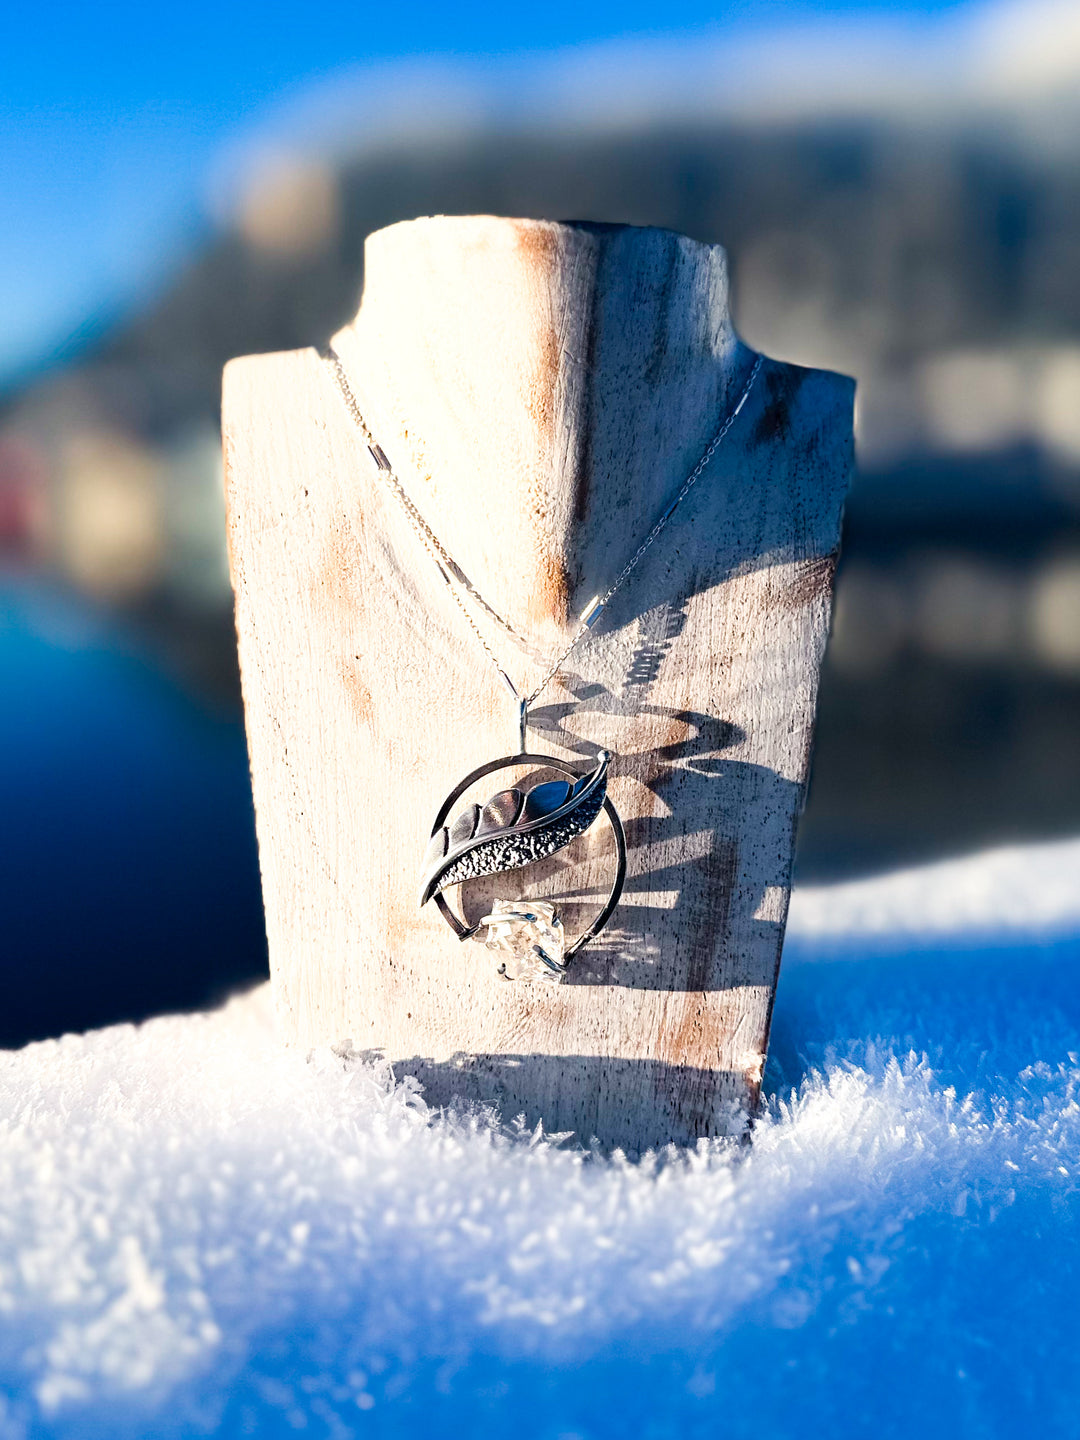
[325,346,762,981]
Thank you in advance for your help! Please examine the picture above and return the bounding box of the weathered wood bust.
[223,215,853,1150]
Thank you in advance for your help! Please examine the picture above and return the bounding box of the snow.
[2,839,1079,1438]
[787,835,1080,942]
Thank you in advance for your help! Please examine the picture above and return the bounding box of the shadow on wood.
[370,1050,752,1153]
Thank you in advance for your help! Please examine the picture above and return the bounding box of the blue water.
[0,578,267,1043]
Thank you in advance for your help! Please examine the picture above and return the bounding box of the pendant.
[419,749,626,980]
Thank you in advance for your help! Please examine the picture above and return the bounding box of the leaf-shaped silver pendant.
[419,751,611,907]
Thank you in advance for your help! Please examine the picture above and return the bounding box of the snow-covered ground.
[2,839,1079,1439]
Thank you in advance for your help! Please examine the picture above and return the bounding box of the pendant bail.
[518,698,529,754]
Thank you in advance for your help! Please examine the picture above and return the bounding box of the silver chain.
[325,346,762,715]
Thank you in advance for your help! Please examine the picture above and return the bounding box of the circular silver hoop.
[428,751,627,960]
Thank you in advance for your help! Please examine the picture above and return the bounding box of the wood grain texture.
[223,216,853,1150]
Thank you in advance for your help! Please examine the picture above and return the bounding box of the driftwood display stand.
[223,216,853,1149]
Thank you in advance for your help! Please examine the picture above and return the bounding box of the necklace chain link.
[325,346,762,713]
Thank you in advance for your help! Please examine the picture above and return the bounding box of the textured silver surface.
[434,783,606,894]
[419,752,612,906]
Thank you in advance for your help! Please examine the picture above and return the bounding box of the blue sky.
[0,0,980,388]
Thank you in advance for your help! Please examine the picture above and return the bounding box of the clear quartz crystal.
[479,900,566,982]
